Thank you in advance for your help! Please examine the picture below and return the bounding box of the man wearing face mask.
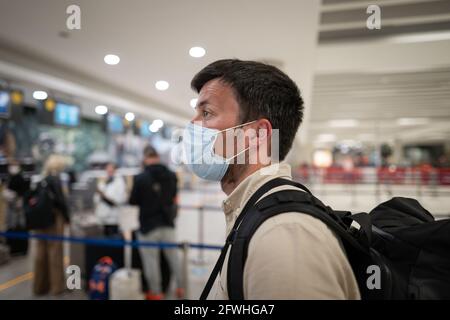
[182,59,360,300]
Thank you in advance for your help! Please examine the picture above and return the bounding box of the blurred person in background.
[3,160,31,254]
[94,162,127,236]
[7,160,30,197]
[4,160,30,229]
[0,125,16,232]
[33,154,70,296]
[129,146,184,300]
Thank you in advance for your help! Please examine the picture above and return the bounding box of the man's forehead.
[198,78,233,101]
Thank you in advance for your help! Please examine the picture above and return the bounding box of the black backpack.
[200,178,450,300]
[151,169,178,223]
[24,178,56,230]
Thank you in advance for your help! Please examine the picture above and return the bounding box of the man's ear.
[256,119,272,145]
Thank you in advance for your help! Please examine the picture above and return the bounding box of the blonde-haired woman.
[33,154,70,296]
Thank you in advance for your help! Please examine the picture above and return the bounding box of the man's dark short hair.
[191,59,304,161]
[143,145,158,158]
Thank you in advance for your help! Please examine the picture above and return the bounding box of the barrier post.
[181,242,190,299]
[190,205,207,266]
[198,205,205,263]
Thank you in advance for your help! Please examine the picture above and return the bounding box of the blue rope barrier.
[0,231,223,251]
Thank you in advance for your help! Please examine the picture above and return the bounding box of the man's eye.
[202,111,210,117]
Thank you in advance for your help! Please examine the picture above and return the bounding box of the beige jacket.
[211,163,361,300]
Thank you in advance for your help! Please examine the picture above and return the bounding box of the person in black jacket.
[33,154,70,296]
[129,146,184,300]
[6,160,30,229]
[3,160,31,255]
[7,160,30,197]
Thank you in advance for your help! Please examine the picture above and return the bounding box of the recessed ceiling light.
[125,112,135,121]
[153,119,164,128]
[149,123,159,133]
[104,54,120,65]
[95,105,108,115]
[189,46,206,58]
[33,90,48,100]
[190,98,198,108]
[155,81,169,91]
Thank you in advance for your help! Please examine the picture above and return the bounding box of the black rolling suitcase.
[5,226,28,256]
[5,201,29,256]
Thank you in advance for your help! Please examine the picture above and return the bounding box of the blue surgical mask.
[182,121,256,181]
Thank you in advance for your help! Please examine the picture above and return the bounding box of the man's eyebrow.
[197,99,209,108]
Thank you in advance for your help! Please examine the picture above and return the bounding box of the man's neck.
[221,163,267,195]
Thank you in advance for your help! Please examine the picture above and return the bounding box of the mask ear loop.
[225,122,260,162]
[216,120,258,134]
[212,120,258,160]
[224,145,252,162]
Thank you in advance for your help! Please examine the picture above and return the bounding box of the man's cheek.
[213,130,237,159]
[213,132,228,158]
